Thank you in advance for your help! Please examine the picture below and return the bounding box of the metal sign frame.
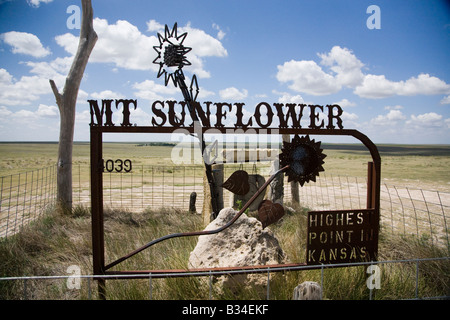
[90,124,380,297]
[89,22,380,298]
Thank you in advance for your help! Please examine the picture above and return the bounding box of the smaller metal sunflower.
[279,135,326,186]
[153,23,192,87]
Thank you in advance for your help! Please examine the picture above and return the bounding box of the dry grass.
[0,205,448,300]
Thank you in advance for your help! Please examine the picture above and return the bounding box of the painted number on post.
[102,159,132,172]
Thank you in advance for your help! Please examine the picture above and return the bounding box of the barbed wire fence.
[1,163,449,250]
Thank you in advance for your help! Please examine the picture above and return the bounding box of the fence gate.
[88,23,381,298]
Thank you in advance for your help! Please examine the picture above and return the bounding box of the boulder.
[188,207,286,297]
[293,281,322,300]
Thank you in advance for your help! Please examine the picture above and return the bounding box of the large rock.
[293,281,322,300]
[188,207,286,297]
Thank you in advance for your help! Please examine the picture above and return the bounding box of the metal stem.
[105,165,289,270]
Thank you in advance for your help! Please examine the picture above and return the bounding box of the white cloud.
[132,80,179,101]
[179,22,228,78]
[212,23,226,40]
[276,60,340,95]
[353,74,397,98]
[36,104,58,118]
[1,31,51,58]
[25,56,72,79]
[341,111,360,128]
[0,106,12,117]
[275,92,305,104]
[90,90,125,100]
[342,111,359,121]
[445,118,450,129]
[0,68,51,106]
[384,105,403,110]
[26,0,53,7]
[76,109,91,124]
[0,68,13,85]
[277,46,450,100]
[354,73,450,99]
[333,98,356,108]
[94,18,158,71]
[407,112,443,128]
[371,109,406,126]
[198,87,216,99]
[0,104,58,123]
[56,19,159,71]
[180,22,228,58]
[440,95,450,105]
[146,19,164,32]
[219,87,248,100]
[401,74,450,95]
[56,19,227,79]
[319,46,364,88]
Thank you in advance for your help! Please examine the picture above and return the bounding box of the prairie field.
[1,141,449,189]
[0,141,449,300]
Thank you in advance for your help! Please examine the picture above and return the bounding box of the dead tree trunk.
[50,0,97,210]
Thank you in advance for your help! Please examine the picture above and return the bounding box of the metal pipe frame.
[90,125,381,296]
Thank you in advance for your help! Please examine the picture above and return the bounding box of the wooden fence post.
[269,159,284,205]
[202,164,224,226]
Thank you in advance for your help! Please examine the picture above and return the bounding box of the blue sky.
[0,0,449,144]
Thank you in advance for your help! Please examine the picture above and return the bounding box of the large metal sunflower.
[153,23,192,87]
[279,135,326,186]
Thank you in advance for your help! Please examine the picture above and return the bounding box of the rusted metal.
[104,262,309,279]
[90,127,381,255]
[153,23,221,218]
[258,200,285,229]
[104,165,290,270]
[90,125,381,299]
[89,22,381,297]
[306,209,378,265]
[279,134,326,186]
[222,170,250,195]
[90,128,106,298]
[153,23,192,86]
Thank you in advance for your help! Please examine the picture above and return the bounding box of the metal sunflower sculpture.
[153,23,199,103]
[279,134,327,186]
[153,23,217,215]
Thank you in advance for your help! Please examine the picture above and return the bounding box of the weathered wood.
[189,192,197,213]
[50,0,97,209]
[269,160,284,205]
[282,134,299,205]
[202,164,224,225]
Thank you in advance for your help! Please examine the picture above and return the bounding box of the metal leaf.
[222,170,250,195]
[258,200,285,228]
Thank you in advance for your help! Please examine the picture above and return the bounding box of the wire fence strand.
[1,164,449,250]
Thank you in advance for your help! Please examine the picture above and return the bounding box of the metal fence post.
[149,273,152,300]
[209,270,212,300]
[415,259,419,299]
[320,264,324,300]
